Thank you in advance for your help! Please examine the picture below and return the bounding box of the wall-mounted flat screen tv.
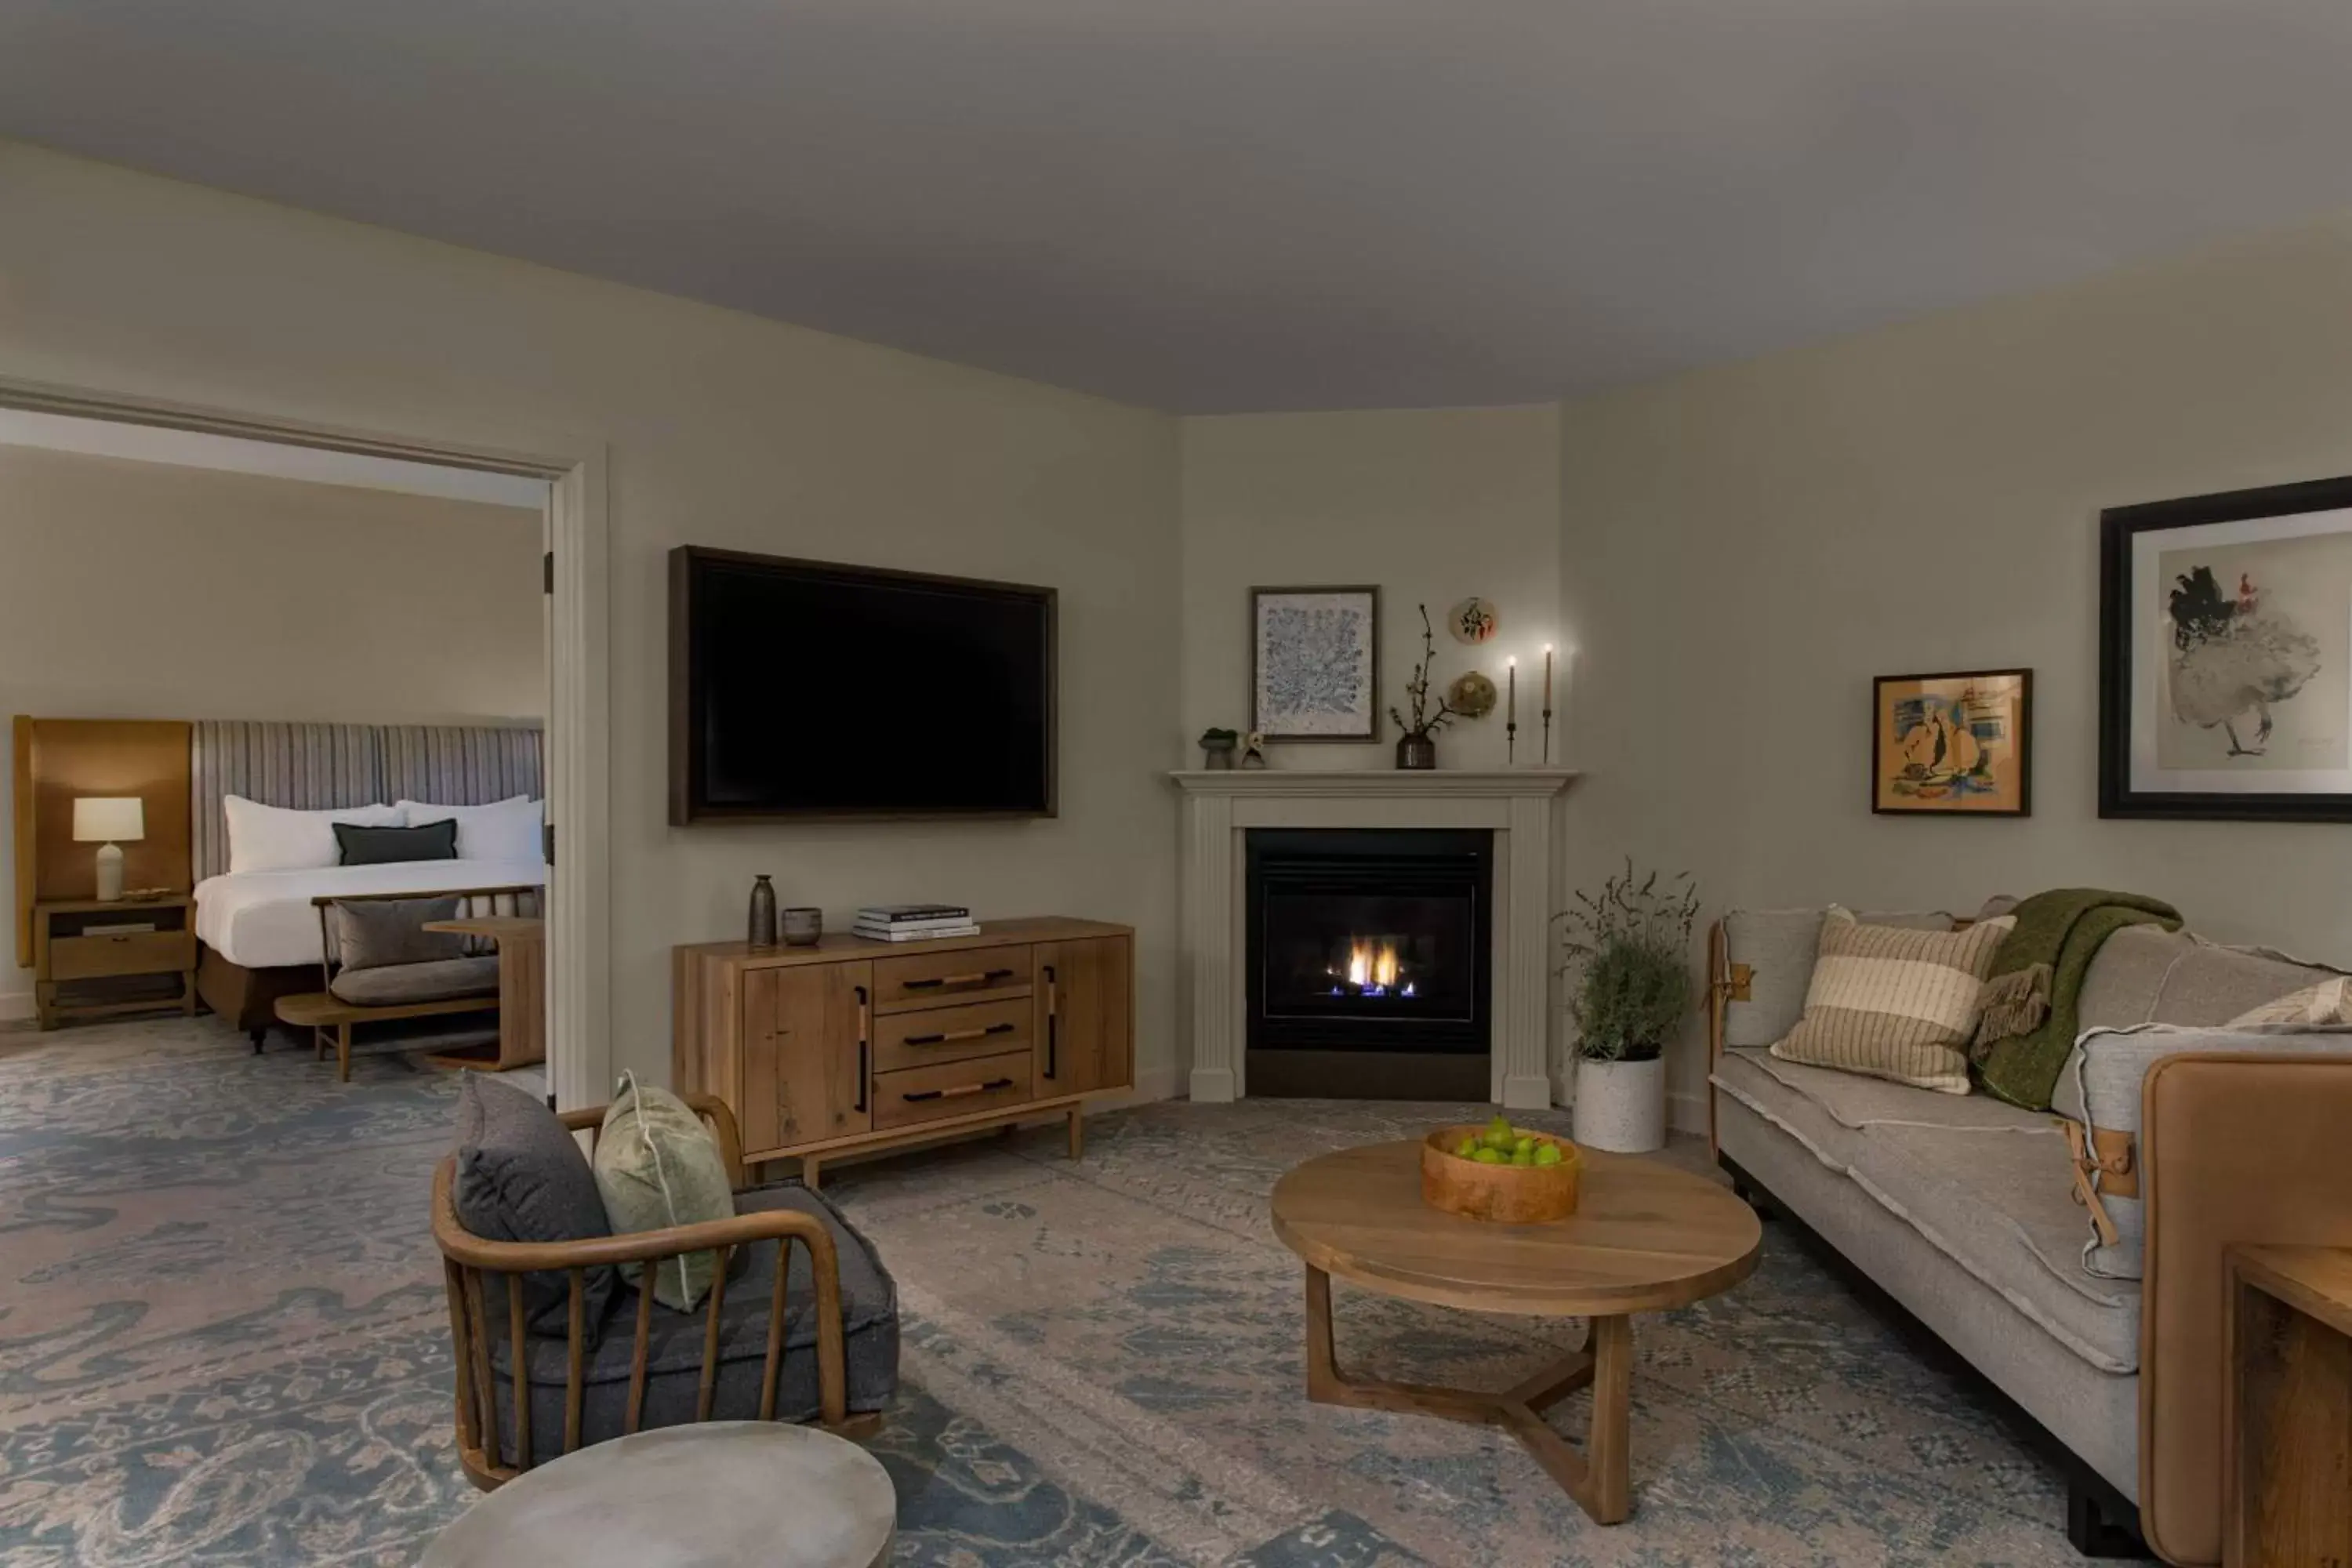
[670,546,1056,822]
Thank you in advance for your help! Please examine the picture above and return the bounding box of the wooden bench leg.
[337,1023,353,1083]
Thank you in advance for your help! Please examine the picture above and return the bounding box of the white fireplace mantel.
[1171,768,1578,1109]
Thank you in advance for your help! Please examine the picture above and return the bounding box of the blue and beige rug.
[0,1014,2119,1564]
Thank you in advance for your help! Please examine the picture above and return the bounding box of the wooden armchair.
[432,1094,890,1490]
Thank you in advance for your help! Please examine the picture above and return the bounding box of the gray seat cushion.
[330,954,500,1006]
[453,1075,616,1337]
[488,1182,898,1466]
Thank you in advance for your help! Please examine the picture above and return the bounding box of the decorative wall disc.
[1446,670,1498,717]
[1446,597,1500,644]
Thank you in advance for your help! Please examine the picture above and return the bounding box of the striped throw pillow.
[2227,976,2352,1028]
[1769,907,2016,1094]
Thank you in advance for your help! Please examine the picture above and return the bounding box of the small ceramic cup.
[782,906,823,946]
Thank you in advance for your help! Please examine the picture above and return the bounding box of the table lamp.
[73,797,145,902]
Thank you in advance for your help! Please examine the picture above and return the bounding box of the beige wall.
[1180,406,1563,771]
[1557,213,2352,1127]
[0,141,1184,1088]
[0,445,543,1013]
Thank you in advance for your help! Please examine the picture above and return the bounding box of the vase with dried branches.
[1388,604,1465,770]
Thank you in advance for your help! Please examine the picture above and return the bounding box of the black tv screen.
[670,547,1055,821]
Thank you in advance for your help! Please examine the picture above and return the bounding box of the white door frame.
[0,376,612,1108]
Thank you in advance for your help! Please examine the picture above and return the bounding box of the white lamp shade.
[72,796,146,843]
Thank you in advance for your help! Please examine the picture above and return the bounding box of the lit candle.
[1543,644,1554,711]
[1507,656,1517,725]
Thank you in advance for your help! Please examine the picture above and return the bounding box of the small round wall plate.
[1446,670,1498,717]
[1447,597,1500,644]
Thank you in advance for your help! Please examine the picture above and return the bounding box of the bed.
[187,720,543,1042]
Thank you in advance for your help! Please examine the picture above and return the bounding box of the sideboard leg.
[801,1156,822,1192]
[1067,1105,1085,1161]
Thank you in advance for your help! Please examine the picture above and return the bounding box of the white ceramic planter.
[1572,1055,1667,1153]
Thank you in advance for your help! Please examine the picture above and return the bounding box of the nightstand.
[32,895,198,1030]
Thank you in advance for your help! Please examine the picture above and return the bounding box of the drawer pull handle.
[902,967,1015,991]
[853,985,869,1114]
[902,1076,1015,1103]
[904,1022,1017,1046]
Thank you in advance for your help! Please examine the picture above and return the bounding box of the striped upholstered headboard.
[191,720,542,882]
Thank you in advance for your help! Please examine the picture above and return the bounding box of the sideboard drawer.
[873,996,1031,1074]
[871,1049,1034,1131]
[873,945,1033,1011]
[49,929,194,982]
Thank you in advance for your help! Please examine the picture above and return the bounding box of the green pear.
[1534,1142,1564,1167]
[1472,1147,1505,1164]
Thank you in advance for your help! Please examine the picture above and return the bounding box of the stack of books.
[852,903,979,942]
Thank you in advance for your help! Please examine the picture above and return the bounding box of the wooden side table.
[2225,1244,2352,1567]
[31,895,197,1029]
[419,915,544,1071]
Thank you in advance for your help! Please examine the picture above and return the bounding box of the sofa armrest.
[2138,1047,2352,1566]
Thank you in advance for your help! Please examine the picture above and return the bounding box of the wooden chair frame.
[431,1094,879,1490]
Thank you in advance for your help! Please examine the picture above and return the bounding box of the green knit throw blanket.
[1972,888,2181,1111]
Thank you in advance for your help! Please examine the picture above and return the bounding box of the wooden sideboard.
[673,916,1134,1186]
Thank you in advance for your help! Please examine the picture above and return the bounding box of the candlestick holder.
[1541,706,1552,764]
[1507,717,1517,765]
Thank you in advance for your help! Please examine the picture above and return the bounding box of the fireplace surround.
[1172,768,1577,1108]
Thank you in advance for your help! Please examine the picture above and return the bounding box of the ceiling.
[7,1,2352,413]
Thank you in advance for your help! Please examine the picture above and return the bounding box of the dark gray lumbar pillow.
[454,1073,616,1338]
[330,895,466,972]
[334,818,459,866]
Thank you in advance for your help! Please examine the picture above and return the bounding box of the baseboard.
[0,991,32,1024]
[1119,1065,1184,1106]
[1668,1087,1708,1134]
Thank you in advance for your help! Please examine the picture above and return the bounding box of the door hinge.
[543,550,554,593]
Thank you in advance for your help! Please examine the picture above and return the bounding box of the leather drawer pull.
[902,968,1016,991]
[902,1076,1016,1103]
[905,1022,1018,1046]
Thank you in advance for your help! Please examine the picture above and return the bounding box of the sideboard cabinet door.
[1033,937,1131,1098]
[741,960,874,1153]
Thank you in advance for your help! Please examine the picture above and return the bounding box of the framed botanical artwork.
[2100,474,2352,821]
[1252,586,1380,742]
[1871,669,2032,815]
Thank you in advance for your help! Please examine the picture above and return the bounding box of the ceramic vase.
[1396,734,1436,770]
[1572,1055,1666,1153]
[747,875,779,950]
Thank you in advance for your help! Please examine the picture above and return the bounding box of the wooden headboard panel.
[11,717,194,968]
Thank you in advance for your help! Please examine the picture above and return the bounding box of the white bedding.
[194,858,547,970]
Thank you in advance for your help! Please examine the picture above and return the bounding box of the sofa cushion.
[329,894,465,971]
[330,954,500,1006]
[1720,906,1958,1048]
[1769,909,2013,1093]
[2230,976,2352,1026]
[488,1182,899,1466]
[454,1074,617,1337]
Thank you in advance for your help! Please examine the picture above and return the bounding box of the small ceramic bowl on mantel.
[1421,1123,1583,1224]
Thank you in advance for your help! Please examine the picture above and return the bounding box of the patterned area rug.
[0,1015,2120,1564]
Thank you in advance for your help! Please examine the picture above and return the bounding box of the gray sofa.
[1708,910,2352,1564]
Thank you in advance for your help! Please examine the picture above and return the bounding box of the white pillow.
[224,796,405,874]
[397,796,544,863]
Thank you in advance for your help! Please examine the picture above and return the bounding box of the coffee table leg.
[1301,1266,1634,1525]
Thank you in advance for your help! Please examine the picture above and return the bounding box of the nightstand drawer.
[49,930,194,982]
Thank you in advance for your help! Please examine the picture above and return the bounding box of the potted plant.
[1199,728,1239,769]
[1388,604,1465,770]
[1555,861,1699,1152]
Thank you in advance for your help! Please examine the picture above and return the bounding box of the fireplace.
[1245,827,1493,1098]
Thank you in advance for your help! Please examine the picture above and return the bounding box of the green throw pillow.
[592,1073,735,1311]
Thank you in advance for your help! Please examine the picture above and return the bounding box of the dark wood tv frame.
[668,545,1058,825]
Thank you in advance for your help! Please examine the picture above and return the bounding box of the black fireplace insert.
[1245,827,1492,1098]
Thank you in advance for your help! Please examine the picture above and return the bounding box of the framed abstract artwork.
[1871,669,2032,816]
[1251,586,1380,742]
[2100,474,2352,821]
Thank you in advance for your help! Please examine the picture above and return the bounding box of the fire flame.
[1345,939,1401,990]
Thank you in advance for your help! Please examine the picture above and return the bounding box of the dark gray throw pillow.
[454,1073,616,1339]
[328,895,466,972]
[335,818,458,866]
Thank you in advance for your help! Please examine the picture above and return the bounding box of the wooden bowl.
[1421,1125,1582,1224]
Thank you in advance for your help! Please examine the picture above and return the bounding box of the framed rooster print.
[2100,475,2352,822]
[1873,669,2032,816]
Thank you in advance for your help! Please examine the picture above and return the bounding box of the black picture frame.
[1870,668,2034,817]
[2099,474,2352,822]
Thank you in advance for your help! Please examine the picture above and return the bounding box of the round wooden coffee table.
[420,1421,895,1566]
[1270,1140,1761,1526]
